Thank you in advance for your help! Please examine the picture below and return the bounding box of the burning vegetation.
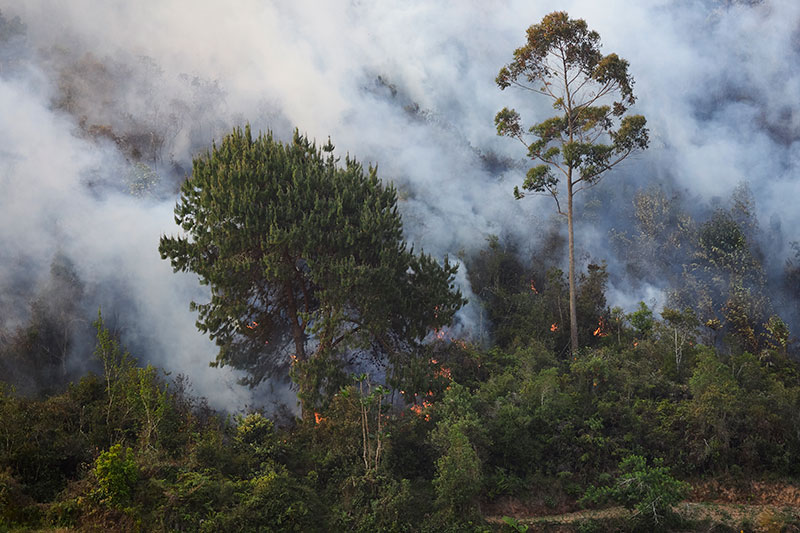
[3,4,800,532]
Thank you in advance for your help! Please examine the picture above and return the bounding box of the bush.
[433,428,482,515]
[205,467,321,533]
[92,444,139,509]
[158,470,237,531]
[235,412,278,467]
[581,454,689,528]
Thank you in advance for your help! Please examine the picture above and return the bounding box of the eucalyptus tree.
[160,126,464,418]
[495,11,649,352]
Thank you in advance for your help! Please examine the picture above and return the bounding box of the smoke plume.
[1,0,799,409]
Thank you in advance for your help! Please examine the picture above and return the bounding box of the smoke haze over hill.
[1,0,799,409]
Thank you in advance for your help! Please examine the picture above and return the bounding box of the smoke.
[1,0,799,407]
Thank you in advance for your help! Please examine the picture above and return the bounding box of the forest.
[3,2,800,532]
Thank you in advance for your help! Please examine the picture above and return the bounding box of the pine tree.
[159,126,464,418]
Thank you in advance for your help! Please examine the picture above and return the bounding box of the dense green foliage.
[1,286,799,531]
[3,134,799,533]
[159,127,464,417]
[581,455,690,529]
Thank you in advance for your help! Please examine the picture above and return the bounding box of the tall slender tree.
[159,126,464,418]
[495,11,648,353]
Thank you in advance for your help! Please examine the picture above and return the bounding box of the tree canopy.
[159,126,464,416]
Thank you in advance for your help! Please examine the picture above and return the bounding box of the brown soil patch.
[483,495,579,519]
[485,481,800,531]
[691,479,800,506]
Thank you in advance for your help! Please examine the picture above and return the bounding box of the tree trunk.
[564,63,578,356]
[285,277,311,420]
[567,175,578,355]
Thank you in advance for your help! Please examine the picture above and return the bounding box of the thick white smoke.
[1,0,798,408]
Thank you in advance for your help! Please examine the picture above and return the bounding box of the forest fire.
[435,365,452,380]
[430,358,453,380]
[593,318,609,337]
[6,4,800,531]
[432,327,470,350]
[409,400,432,421]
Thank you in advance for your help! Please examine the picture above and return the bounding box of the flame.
[432,327,470,348]
[246,320,258,330]
[633,341,639,348]
[551,323,559,332]
[530,280,539,294]
[430,359,453,380]
[409,400,432,421]
[593,318,609,337]
[314,412,326,424]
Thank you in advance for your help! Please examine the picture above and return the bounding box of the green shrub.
[581,454,689,528]
[158,470,236,531]
[92,444,139,509]
[501,515,529,532]
[45,498,81,528]
[235,412,278,467]
[433,428,482,514]
[205,467,321,532]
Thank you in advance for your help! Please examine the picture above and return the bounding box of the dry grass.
[485,480,800,532]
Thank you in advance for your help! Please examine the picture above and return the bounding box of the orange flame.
[314,412,326,424]
[430,358,453,381]
[530,280,539,294]
[551,323,559,332]
[452,339,468,349]
[246,320,258,330]
[409,401,432,421]
[593,318,609,337]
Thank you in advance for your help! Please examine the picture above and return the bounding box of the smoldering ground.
[1,0,799,410]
